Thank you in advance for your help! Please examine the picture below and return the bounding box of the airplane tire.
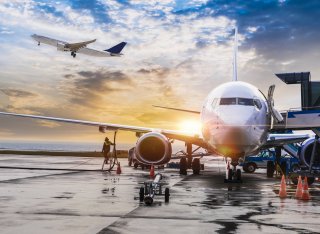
[228,168,233,180]
[267,161,275,178]
[236,169,242,181]
[180,157,187,175]
[139,187,144,202]
[164,188,170,202]
[192,158,201,175]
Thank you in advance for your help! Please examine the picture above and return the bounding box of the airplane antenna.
[232,27,238,81]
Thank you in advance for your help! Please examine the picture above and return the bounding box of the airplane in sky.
[0,28,310,181]
[31,34,127,58]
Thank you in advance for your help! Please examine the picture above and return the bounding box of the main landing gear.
[224,160,242,183]
[179,156,202,175]
[178,143,205,175]
[71,51,76,58]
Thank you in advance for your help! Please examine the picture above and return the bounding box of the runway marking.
[96,172,189,233]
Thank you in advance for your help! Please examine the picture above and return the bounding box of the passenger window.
[219,98,237,105]
[238,98,254,106]
[253,99,262,110]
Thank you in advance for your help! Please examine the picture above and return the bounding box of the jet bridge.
[271,72,320,131]
[271,72,320,183]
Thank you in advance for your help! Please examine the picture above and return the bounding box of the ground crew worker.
[102,137,114,164]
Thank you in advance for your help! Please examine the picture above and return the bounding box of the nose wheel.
[224,161,242,183]
[71,51,76,58]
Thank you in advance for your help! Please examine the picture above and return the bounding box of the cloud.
[0,0,319,142]
[61,69,134,108]
[0,89,37,98]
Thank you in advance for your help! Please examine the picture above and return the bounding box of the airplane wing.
[31,34,67,47]
[152,105,200,114]
[65,39,96,51]
[0,111,208,149]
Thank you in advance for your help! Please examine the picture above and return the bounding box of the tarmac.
[0,155,319,234]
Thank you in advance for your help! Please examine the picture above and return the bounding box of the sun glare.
[179,120,202,135]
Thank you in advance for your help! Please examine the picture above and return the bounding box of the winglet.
[232,27,238,81]
[104,42,127,54]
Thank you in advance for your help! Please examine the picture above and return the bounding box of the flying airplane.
[0,28,310,181]
[31,34,127,58]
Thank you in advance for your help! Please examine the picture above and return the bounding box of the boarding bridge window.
[219,98,237,105]
[238,98,254,106]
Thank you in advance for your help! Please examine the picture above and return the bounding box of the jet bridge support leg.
[266,147,280,178]
[309,134,319,173]
[289,129,320,185]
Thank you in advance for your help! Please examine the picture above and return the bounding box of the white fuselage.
[201,81,270,160]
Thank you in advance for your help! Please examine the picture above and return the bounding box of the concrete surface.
[0,155,319,234]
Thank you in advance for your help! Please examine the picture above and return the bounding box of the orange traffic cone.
[279,175,287,198]
[116,162,122,174]
[150,164,155,178]
[301,177,310,201]
[295,176,303,199]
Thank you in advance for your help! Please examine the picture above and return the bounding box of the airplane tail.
[104,42,127,54]
[232,27,238,81]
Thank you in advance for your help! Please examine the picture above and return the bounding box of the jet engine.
[135,132,172,165]
[299,137,320,167]
[57,43,68,51]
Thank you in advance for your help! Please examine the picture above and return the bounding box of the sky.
[0,0,319,144]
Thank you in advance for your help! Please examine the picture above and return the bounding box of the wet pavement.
[0,155,319,234]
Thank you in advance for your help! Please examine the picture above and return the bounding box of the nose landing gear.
[224,161,242,183]
[71,51,76,58]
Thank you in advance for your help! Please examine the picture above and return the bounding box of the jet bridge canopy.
[276,72,320,110]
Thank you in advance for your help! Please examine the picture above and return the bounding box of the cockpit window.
[212,98,219,108]
[238,98,253,106]
[219,98,237,105]
[253,99,262,110]
[218,97,263,109]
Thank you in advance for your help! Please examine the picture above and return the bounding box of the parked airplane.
[31,34,127,58]
[0,28,309,181]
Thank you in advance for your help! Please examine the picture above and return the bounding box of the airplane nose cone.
[222,127,249,145]
[215,127,250,158]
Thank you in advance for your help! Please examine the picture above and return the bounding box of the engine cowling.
[57,43,68,51]
[135,132,172,165]
[299,137,320,167]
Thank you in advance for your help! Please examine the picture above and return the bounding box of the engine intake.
[135,132,172,165]
[299,137,320,167]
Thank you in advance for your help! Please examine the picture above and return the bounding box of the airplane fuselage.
[201,81,270,160]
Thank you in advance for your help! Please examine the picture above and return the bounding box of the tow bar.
[139,173,170,205]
